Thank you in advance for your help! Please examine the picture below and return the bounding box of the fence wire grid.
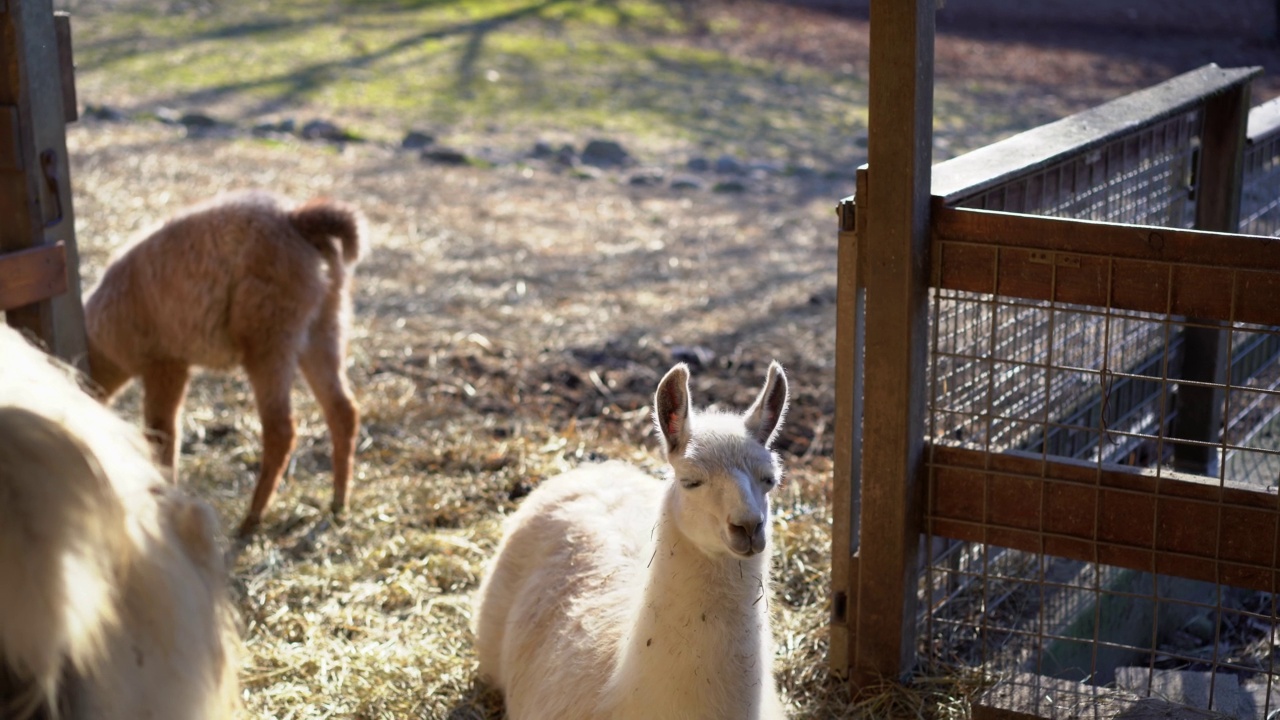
[916,102,1280,717]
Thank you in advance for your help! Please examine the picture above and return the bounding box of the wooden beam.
[1170,79,1251,475]
[928,445,1280,594]
[931,207,1280,327]
[853,0,934,684]
[0,0,87,368]
[829,169,867,676]
[932,64,1261,205]
[0,241,66,311]
[932,204,1280,269]
[54,12,77,124]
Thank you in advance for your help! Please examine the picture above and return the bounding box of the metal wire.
[919,106,1280,717]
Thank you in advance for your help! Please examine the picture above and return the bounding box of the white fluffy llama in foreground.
[473,361,790,719]
[84,190,363,536]
[0,326,239,720]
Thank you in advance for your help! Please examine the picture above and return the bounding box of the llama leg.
[238,357,297,537]
[299,333,359,518]
[141,361,191,478]
[86,341,133,401]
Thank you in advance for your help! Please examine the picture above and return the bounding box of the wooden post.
[849,0,935,684]
[0,0,86,367]
[829,170,867,675]
[1170,79,1254,475]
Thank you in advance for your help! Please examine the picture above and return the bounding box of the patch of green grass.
[68,0,868,160]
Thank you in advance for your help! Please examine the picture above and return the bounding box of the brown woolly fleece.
[84,190,363,536]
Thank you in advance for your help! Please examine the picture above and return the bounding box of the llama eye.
[681,479,704,490]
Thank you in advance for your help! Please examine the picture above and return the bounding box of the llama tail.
[0,408,130,717]
[288,198,363,266]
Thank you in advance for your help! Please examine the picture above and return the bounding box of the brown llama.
[84,190,363,536]
[0,325,240,719]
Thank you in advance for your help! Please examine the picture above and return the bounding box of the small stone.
[714,154,746,175]
[252,118,295,136]
[178,111,221,128]
[421,147,470,165]
[301,119,347,141]
[671,345,715,369]
[154,107,182,125]
[554,144,577,167]
[401,130,435,150]
[686,157,711,172]
[581,139,630,168]
[669,174,705,191]
[628,167,665,186]
[712,179,748,193]
[84,104,126,122]
[747,160,784,175]
[530,141,555,158]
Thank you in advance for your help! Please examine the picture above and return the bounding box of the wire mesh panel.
[911,77,1280,718]
[920,213,1280,717]
[931,110,1206,466]
[830,64,1279,711]
[952,110,1201,229]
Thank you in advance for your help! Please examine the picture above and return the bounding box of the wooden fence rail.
[831,60,1280,703]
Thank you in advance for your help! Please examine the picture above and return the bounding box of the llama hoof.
[330,505,348,526]
[235,516,261,538]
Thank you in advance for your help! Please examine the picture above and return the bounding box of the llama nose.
[728,516,766,555]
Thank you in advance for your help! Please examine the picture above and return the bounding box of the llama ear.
[654,363,692,457]
[744,361,789,448]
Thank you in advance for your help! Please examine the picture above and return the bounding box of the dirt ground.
[719,1,1280,107]
[55,3,1280,718]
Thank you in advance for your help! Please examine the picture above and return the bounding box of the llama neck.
[605,493,775,718]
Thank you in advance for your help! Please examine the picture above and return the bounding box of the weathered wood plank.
[0,105,18,170]
[852,0,933,684]
[931,208,1280,326]
[1,0,87,368]
[1171,80,1251,474]
[932,64,1261,205]
[929,445,1280,594]
[54,13,76,124]
[0,241,66,311]
[828,169,865,676]
[932,204,1280,269]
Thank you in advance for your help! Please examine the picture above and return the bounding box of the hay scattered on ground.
[68,121,989,719]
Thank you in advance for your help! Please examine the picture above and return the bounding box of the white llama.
[472,361,790,720]
[0,326,240,719]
